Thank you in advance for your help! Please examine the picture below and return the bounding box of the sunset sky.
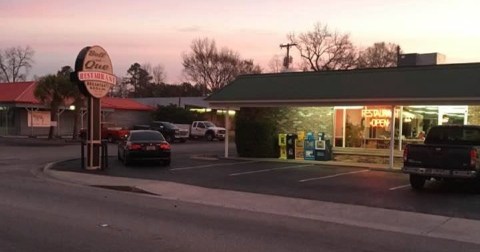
[1,0,479,83]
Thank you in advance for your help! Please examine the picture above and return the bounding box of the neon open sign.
[362,109,391,128]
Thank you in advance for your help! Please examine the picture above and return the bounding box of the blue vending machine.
[304,132,315,160]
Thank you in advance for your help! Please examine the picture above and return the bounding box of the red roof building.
[0,82,154,136]
[0,82,154,111]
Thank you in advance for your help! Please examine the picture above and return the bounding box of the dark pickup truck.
[403,125,480,190]
[134,121,189,143]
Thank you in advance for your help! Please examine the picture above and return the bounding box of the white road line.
[170,161,259,171]
[229,164,312,176]
[299,169,370,182]
[389,184,411,191]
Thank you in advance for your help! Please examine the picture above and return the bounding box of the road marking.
[389,184,411,191]
[229,164,312,176]
[299,169,370,182]
[170,161,259,171]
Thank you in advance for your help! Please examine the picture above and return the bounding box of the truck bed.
[405,143,473,169]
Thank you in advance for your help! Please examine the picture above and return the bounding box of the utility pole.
[280,43,297,70]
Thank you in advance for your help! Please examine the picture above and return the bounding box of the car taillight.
[403,146,408,162]
[157,143,170,150]
[127,142,142,150]
[470,148,477,168]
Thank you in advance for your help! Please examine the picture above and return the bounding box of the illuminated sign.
[362,109,392,128]
[370,119,390,128]
[361,109,392,118]
[76,46,116,98]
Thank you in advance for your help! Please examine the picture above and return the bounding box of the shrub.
[235,108,279,158]
[151,104,200,124]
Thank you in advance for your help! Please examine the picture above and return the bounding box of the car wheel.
[409,174,426,190]
[117,150,122,160]
[165,135,173,143]
[205,133,214,141]
[180,138,187,143]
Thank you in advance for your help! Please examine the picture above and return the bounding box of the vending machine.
[278,133,287,160]
[314,132,332,161]
[295,131,305,160]
[286,133,297,159]
[304,132,315,160]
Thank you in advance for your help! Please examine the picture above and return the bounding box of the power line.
[280,43,297,70]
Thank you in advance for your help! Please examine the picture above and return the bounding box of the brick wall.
[276,107,334,138]
[468,106,480,125]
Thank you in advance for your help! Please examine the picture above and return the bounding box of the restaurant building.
[0,81,154,137]
[206,62,480,168]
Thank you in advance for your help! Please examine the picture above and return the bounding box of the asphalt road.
[55,142,480,220]
[2,139,480,251]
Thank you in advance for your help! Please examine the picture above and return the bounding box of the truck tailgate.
[406,144,473,169]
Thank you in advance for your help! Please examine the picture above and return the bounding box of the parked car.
[402,125,480,190]
[80,122,130,143]
[147,121,189,143]
[117,130,171,166]
[190,121,226,141]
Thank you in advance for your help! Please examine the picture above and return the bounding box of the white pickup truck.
[190,121,226,141]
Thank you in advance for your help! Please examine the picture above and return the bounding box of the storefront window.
[401,106,438,140]
[345,108,363,147]
[334,109,344,147]
[334,105,469,150]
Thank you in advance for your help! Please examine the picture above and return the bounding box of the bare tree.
[143,63,167,84]
[110,76,131,98]
[268,55,284,73]
[0,46,35,82]
[357,42,400,68]
[288,23,356,71]
[182,38,261,94]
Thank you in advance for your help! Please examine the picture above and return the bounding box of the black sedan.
[118,130,171,166]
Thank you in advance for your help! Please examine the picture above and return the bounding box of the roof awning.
[206,63,480,108]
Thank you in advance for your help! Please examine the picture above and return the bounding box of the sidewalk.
[44,160,480,245]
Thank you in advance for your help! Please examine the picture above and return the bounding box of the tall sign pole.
[72,46,116,170]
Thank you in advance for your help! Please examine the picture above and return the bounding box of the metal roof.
[0,82,154,111]
[134,97,209,108]
[206,63,480,107]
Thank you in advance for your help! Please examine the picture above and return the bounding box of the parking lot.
[53,141,480,220]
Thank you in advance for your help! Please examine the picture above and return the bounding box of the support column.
[56,108,66,137]
[398,106,403,151]
[389,105,396,169]
[25,107,38,137]
[224,109,229,158]
[87,96,102,170]
[342,108,346,148]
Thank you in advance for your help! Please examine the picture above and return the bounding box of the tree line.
[1,22,402,98]
[0,21,404,139]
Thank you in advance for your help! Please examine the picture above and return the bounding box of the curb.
[216,155,404,173]
[43,158,480,245]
